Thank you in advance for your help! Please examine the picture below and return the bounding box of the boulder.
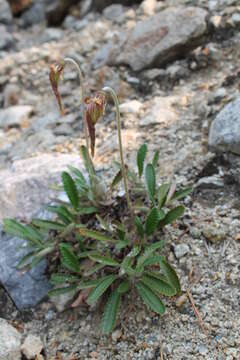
[209,97,240,155]
[108,6,208,71]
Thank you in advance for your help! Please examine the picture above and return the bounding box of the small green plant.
[3,57,192,334]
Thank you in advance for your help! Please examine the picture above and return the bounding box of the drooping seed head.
[49,60,65,115]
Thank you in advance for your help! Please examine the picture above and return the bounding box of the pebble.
[0,105,33,129]
[0,318,21,360]
[21,334,43,359]
[111,329,122,342]
[174,244,190,258]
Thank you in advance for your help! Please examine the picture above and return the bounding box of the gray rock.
[196,175,224,189]
[0,153,83,221]
[0,105,33,128]
[20,2,45,27]
[0,318,21,360]
[109,6,208,71]
[174,244,190,259]
[139,96,177,127]
[103,4,125,22]
[0,224,51,309]
[40,28,64,43]
[231,13,240,26]
[0,25,13,50]
[208,97,240,155]
[139,0,157,16]
[0,0,13,24]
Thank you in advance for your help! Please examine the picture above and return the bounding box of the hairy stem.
[64,56,90,153]
[102,87,133,216]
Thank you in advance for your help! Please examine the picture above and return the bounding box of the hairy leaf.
[68,165,88,189]
[136,282,165,315]
[101,289,121,334]
[137,144,147,178]
[159,205,184,227]
[32,219,65,231]
[48,285,77,297]
[160,258,181,294]
[89,254,119,267]
[170,187,192,202]
[145,164,156,202]
[157,183,170,209]
[59,243,80,273]
[88,275,117,305]
[145,207,163,236]
[62,172,79,210]
[50,273,79,284]
[117,280,130,294]
[78,227,116,243]
[152,150,159,168]
[46,205,73,225]
[80,145,95,178]
[3,219,43,247]
[134,216,144,239]
[136,240,165,271]
[142,274,176,296]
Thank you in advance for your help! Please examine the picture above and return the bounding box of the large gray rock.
[108,6,208,71]
[0,318,21,360]
[0,0,13,24]
[0,153,83,221]
[0,105,33,128]
[208,97,240,155]
[0,223,51,309]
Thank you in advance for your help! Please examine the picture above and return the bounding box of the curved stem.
[64,56,90,153]
[102,86,133,216]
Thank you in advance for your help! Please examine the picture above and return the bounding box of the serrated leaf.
[62,171,79,210]
[159,258,181,295]
[50,273,79,284]
[88,275,117,305]
[101,289,121,334]
[78,227,116,243]
[152,150,159,168]
[157,183,170,209]
[136,281,165,315]
[135,216,144,239]
[142,274,176,296]
[48,285,77,297]
[145,207,163,236]
[89,254,119,267]
[159,205,184,227]
[59,243,80,273]
[170,187,192,202]
[137,144,147,178]
[145,164,156,201]
[32,219,65,231]
[117,280,130,294]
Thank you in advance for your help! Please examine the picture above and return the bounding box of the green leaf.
[68,165,88,189]
[137,144,147,178]
[80,145,95,178]
[136,282,165,315]
[136,240,165,271]
[170,187,192,202]
[157,183,170,209]
[96,214,110,232]
[142,255,164,267]
[62,171,79,210]
[17,251,35,268]
[83,263,105,276]
[142,274,176,296]
[3,220,43,246]
[159,205,184,227]
[50,273,79,284]
[120,257,136,276]
[152,150,159,168]
[48,285,77,297]
[145,207,164,236]
[46,205,74,225]
[77,207,98,215]
[89,254,119,267]
[59,243,79,273]
[117,280,130,294]
[111,169,123,189]
[78,227,116,243]
[32,219,65,231]
[135,216,144,239]
[159,258,181,295]
[145,164,156,201]
[78,278,104,289]
[101,289,121,334]
[88,275,117,305]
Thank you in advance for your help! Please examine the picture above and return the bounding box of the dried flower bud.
[49,60,65,115]
[85,92,107,157]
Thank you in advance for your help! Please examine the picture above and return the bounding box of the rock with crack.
[0,318,22,360]
[209,97,240,155]
[107,6,208,71]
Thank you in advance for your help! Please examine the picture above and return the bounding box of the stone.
[103,4,125,22]
[40,28,64,43]
[46,0,80,26]
[20,2,45,27]
[21,335,43,359]
[119,100,143,114]
[0,0,13,24]
[0,25,14,50]
[139,0,157,16]
[202,224,227,243]
[111,329,122,342]
[109,6,208,71]
[174,244,190,259]
[208,97,240,155]
[231,13,240,26]
[0,221,51,309]
[0,318,21,360]
[0,105,33,129]
[196,175,224,189]
[0,153,83,221]
[139,96,178,127]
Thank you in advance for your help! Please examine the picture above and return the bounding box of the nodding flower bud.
[49,60,65,115]
[85,92,107,157]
